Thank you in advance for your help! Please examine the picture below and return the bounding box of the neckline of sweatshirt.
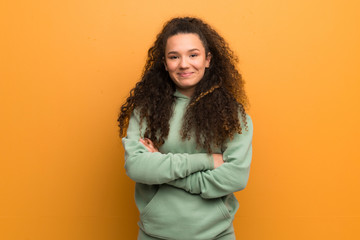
[174,89,190,100]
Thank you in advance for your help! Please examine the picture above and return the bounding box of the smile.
[178,72,193,78]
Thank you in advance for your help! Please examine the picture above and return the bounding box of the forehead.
[165,33,205,52]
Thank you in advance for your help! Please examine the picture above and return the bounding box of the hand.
[139,138,159,153]
[212,154,224,169]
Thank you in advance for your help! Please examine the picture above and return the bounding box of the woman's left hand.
[139,138,159,153]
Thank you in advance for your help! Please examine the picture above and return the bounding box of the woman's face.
[164,33,211,97]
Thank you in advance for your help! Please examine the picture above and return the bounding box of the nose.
[179,57,189,68]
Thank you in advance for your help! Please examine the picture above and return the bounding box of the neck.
[177,87,194,98]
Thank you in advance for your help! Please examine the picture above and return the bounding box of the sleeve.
[122,111,214,185]
[166,115,253,199]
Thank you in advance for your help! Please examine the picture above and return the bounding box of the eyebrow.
[167,48,201,55]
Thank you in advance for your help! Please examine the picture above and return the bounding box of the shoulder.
[238,110,253,132]
[244,114,253,128]
[127,108,147,137]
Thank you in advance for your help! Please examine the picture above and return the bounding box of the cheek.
[165,61,176,72]
[197,61,208,71]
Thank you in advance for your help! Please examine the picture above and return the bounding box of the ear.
[205,52,212,68]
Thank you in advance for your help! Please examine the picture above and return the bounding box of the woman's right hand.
[212,154,224,169]
[139,138,159,153]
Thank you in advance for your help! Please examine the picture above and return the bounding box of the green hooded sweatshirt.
[122,90,253,240]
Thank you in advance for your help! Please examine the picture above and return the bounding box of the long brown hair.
[118,17,249,153]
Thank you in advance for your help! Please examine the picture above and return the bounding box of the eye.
[168,55,178,60]
[190,54,198,58]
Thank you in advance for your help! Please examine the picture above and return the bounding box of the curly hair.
[118,17,249,153]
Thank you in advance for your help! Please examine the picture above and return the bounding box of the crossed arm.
[140,138,225,169]
[123,111,253,199]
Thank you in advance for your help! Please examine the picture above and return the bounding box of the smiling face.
[164,33,211,97]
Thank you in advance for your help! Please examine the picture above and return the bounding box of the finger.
[140,138,150,146]
[139,138,150,148]
[139,138,156,152]
[140,138,149,145]
[143,143,153,152]
[146,143,156,152]
[144,139,156,150]
[144,138,154,146]
[145,146,153,152]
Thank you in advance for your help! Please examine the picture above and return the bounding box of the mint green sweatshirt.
[122,90,253,240]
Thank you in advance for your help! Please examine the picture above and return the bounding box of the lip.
[178,72,193,78]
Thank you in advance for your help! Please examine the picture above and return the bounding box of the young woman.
[118,17,253,240]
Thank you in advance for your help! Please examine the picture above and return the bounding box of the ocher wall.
[1,0,359,239]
